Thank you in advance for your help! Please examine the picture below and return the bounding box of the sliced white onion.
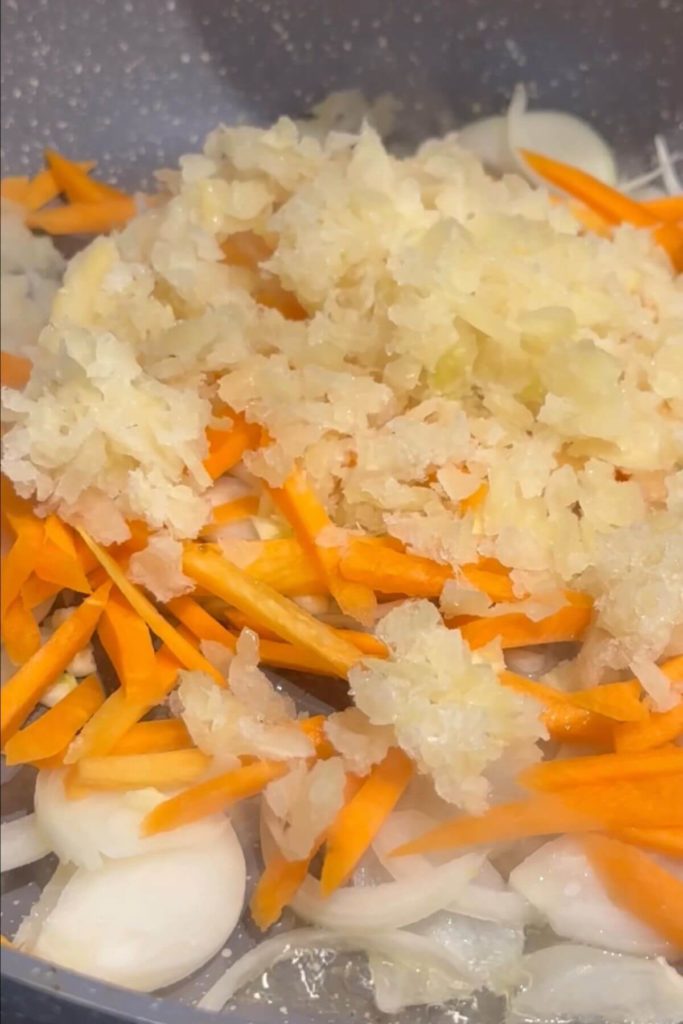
[0,813,52,873]
[372,810,531,927]
[458,85,616,187]
[198,927,476,1013]
[291,851,484,932]
[509,837,675,957]
[15,864,75,950]
[34,769,228,869]
[26,831,246,992]
[508,944,683,1024]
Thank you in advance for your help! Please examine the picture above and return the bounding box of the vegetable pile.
[1,102,682,1022]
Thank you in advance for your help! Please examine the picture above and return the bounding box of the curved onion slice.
[373,810,531,926]
[26,830,246,992]
[0,813,52,873]
[508,945,683,1024]
[198,927,476,1013]
[34,769,228,869]
[458,88,616,186]
[291,851,484,932]
[509,836,675,957]
[14,864,75,950]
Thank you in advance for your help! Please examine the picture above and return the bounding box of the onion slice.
[198,927,476,1012]
[1,813,52,873]
[291,851,484,932]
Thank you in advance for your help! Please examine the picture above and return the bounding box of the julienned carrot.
[34,516,91,594]
[582,834,683,949]
[44,149,127,204]
[20,575,61,611]
[321,748,414,895]
[339,541,514,603]
[460,597,592,650]
[142,759,288,835]
[75,749,210,790]
[569,680,645,722]
[610,826,683,860]
[498,671,614,745]
[1,514,43,616]
[3,675,104,765]
[270,468,376,623]
[613,703,683,753]
[97,590,156,698]
[227,538,327,596]
[65,647,181,762]
[26,197,137,235]
[250,848,317,931]
[166,595,237,653]
[0,350,32,389]
[642,196,683,222]
[393,774,683,856]
[183,544,362,679]
[210,496,260,527]
[110,719,193,756]
[1,176,30,204]
[21,162,96,211]
[520,748,683,792]
[1,595,41,665]
[77,529,222,685]
[0,582,111,746]
[203,413,260,480]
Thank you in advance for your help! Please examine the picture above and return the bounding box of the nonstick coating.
[1,1,682,1022]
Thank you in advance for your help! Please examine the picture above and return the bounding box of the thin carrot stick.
[20,575,61,611]
[613,703,683,753]
[0,582,111,745]
[1,513,43,616]
[109,719,192,756]
[22,162,96,211]
[460,597,592,650]
[26,197,136,235]
[321,748,413,894]
[520,748,683,791]
[582,833,683,949]
[499,670,617,745]
[0,350,32,389]
[3,674,104,765]
[65,647,181,762]
[568,680,645,722]
[97,590,156,698]
[393,774,683,856]
[203,413,259,480]
[77,529,222,684]
[250,849,316,931]
[34,515,92,594]
[642,196,683,222]
[166,595,237,653]
[270,468,376,622]
[610,826,683,860]
[44,149,127,203]
[182,544,362,678]
[142,759,288,835]
[75,749,210,790]
[1,595,41,665]
[227,538,327,596]
[210,495,260,526]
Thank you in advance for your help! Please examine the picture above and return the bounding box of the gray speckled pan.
[1,1,682,1022]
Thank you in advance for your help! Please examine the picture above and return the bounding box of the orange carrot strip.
[226,538,326,596]
[1,176,30,204]
[44,149,127,203]
[77,529,222,684]
[520,748,683,792]
[97,590,156,698]
[614,703,683,753]
[271,468,376,623]
[109,719,193,756]
[3,675,104,765]
[321,748,413,894]
[582,834,683,949]
[210,496,260,526]
[642,196,683,222]
[499,670,615,745]
[568,680,646,722]
[460,597,592,650]
[394,774,683,856]
[203,413,260,480]
[26,197,136,235]
[166,595,237,653]
[0,583,111,745]
[20,575,61,611]
[75,748,210,790]
[183,544,362,678]
[0,350,32,390]
[21,162,96,211]
[142,759,288,835]
[1,517,43,616]
[610,826,683,860]
[34,516,92,594]
[1,595,41,665]
[250,849,317,931]
[65,647,181,762]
